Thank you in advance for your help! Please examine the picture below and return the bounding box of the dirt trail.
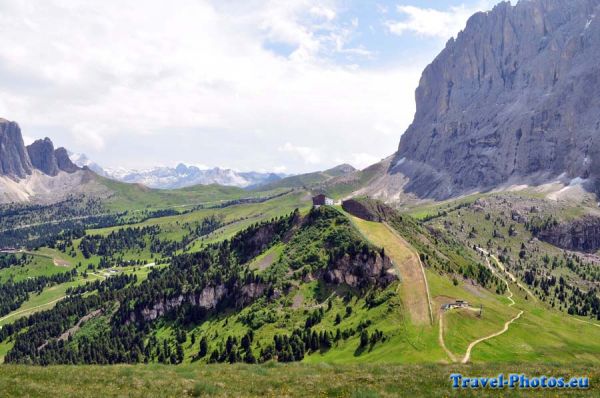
[38,309,103,351]
[53,258,71,267]
[437,248,523,363]
[477,249,515,307]
[383,222,434,325]
[438,313,457,362]
[489,254,537,302]
[573,318,600,328]
[457,248,523,363]
[350,216,433,326]
[475,247,536,302]
[461,310,524,363]
[0,296,66,323]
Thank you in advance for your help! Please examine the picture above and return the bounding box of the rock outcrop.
[132,282,271,323]
[0,119,33,178]
[342,198,397,222]
[538,215,600,252]
[391,0,600,199]
[27,138,59,176]
[324,252,396,288]
[0,119,80,179]
[55,147,80,173]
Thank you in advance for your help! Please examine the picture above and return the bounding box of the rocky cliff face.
[55,147,80,173]
[0,119,80,178]
[27,138,59,176]
[324,252,396,288]
[131,283,272,323]
[392,0,600,199]
[341,198,397,222]
[0,119,33,178]
[538,215,600,252]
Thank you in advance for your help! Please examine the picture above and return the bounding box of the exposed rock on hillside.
[325,253,396,288]
[0,118,91,203]
[0,119,33,178]
[342,198,397,222]
[538,215,600,252]
[55,147,80,173]
[391,0,600,199]
[27,138,59,176]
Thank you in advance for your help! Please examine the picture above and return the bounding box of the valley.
[1,191,599,367]
[1,173,600,396]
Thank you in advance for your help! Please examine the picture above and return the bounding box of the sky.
[0,0,502,173]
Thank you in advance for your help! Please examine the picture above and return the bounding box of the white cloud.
[309,5,336,21]
[279,142,321,165]
[71,123,107,151]
[351,153,381,169]
[385,2,495,39]
[0,0,426,172]
[22,135,34,145]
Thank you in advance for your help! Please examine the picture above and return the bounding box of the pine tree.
[359,330,369,348]
[198,337,208,358]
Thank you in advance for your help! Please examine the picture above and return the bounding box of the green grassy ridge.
[171,203,600,366]
[338,199,600,364]
[0,192,311,350]
[255,164,356,193]
[318,161,388,200]
[96,173,290,212]
[146,207,400,365]
[0,362,597,397]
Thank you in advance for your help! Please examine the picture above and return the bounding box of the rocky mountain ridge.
[389,0,600,200]
[0,119,80,178]
[100,163,285,190]
[538,215,600,253]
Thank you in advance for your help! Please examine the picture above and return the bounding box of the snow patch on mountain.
[69,153,285,189]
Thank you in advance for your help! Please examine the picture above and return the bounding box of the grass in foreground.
[0,362,596,397]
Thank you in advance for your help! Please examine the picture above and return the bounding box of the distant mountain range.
[0,118,359,203]
[0,119,80,178]
[68,153,287,190]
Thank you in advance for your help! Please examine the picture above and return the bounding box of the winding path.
[488,253,537,302]
[438,247,523,363]
[459,248,522,363]
[461,309,524,363]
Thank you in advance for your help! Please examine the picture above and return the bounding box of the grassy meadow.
[0,362,597,397]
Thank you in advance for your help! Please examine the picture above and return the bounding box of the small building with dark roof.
[312,194,334,207]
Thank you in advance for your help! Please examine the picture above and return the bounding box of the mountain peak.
[0,118,33,178]
[97,162,285,189]
[325,164,356,176]
[392,0,600,199]
[175,163,189,174]
[0,119,81,179]
[55,147,80,173]
[27,137,59,176]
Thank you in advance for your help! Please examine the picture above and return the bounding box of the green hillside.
[1,362,597,397]
[1,191,600,395]
[96,174,290,212]
[256,164,356,192]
